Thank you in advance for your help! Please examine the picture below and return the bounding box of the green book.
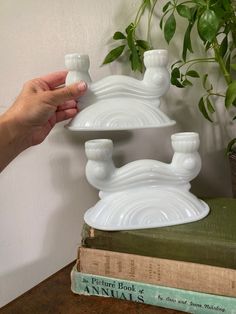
[82,198,236,269]
[71,265,236,314]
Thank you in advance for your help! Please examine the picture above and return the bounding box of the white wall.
[0,0,233,307]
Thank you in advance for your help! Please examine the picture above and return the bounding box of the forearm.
[0,112,29,172]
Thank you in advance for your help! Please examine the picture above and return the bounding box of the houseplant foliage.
[103,0,236,152]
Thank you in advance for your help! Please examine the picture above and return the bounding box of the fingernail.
[78,81,87,91]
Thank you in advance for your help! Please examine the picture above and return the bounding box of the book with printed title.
[82,198,236,269]
[78,247,236,297]
[71,265,236,314]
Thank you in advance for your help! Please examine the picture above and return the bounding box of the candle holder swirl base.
[84,132,209,230]
[65,50,175,131]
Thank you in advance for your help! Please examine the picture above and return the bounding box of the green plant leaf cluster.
[103,0,236,152]
[103,24,151,72]
[102,0,155,71]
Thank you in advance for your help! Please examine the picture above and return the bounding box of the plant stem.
[208,92,225,98]
[134,1,147,27]
[178,58,216,70]
[212,39,232,85]
[229,1,236,47]
[147,0,158,43]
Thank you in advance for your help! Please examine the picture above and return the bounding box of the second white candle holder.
[83,132,209,230]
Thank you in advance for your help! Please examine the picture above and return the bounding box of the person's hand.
[0,71,87,172]
[3,71,87,148]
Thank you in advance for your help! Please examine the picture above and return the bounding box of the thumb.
[50,81,87,103]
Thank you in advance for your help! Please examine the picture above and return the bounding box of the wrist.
[0,111,30,171]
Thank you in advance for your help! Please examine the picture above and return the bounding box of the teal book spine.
[71,266,236,314]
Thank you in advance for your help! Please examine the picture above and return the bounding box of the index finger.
[40,71,68,89]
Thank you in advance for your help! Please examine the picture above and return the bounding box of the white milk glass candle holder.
[65,50,175,131]
[83,133,209,230]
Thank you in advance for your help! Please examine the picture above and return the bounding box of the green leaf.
[225,81,236,108]
[198,97,213,122]
[160,15,165,29]
[102,45,126,64]
[190,6,198,20]
[171,69,184,88]
[186,70,200,78]
[225,54,231,73]
[193,0,206,6]
[205,41,212,51]
[113,31,126,40]
[219,35,228,58]
[202,73,213,92]
[206,98,215,113]
[170,68,184,88]
[202,74,208,89]
[171,67,180,79]
[212,3,225,20]
[182,23,194,61]
[197,9,219,42]
[162,1,171,13]
[136,40,151,50]
[126,27,142,72]
[176,4,191,20]
[222,0,231,11]
[223,23,231,36]
[171,78,184,88]
[182,79,193,86]
[209,0,218,5]
[164,13,176,44]
[126,23,134,35]
[129,50,142,72]
[126,26,134,50]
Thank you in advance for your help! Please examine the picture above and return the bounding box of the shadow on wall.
[0,126,97,307]
[163,87,233,197]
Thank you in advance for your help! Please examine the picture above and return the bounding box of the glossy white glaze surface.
[84,132,210,230]
[65,50,175,130]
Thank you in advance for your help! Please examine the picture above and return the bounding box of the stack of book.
[71,198,236,313]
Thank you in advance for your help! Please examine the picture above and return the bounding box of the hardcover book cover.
[78,247,236,297]
[71,265,236,314]
[82,198,236,268]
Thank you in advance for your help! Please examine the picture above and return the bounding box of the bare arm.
[0,71,87,172]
